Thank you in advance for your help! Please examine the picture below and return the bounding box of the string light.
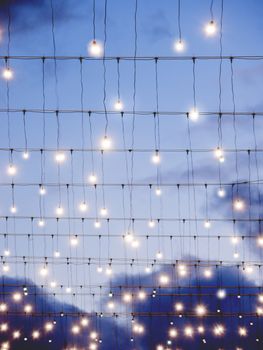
[2,67,13,80]
[55,151,66,163]
[24,304,33,314]
[13,331,21,339]
[189,108,199,121]
[217,289,227,299]
[56,206,64,216]
[12,292,22,302]
[152,150,161,164]
[217,187,226,197]
[205,21,217,36]
[79,201,88,212]
[44,322,54,332]
[233,198,245,211]
[39,185,46,195]
[7,164,16,176]
[88,40,103,57]
[101,136,112,150]
[32,330,40,339]
[195,304,207,317]
[238,327,247,337]
[184,326,194,337]
[0,303,7,312]
[89,174,97,184]
[213,324,225,336]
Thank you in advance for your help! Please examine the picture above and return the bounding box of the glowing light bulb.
[257,236,263,247]
[24,304,33,314]
[105,266,112,276]
[54,250,60,258]
[70,236,79,246]
[88,39,103,57]
[0,303,7,312]
[155,188,162,196]
[138,290,146,300]
[124,231,134,243]
[40,266,48,277]
[72,325,80,334]
[214,147,224,159]
[32,330,40,339]
[231,236,239,245]
[13,292,22,302]
[55,151,66,163]
[258,294,263,303]
[81,318,89,327]
[217,187,226,198]
[175,302,184,312]
[114,100,123,111]
[238,327,247,337]
[178,264,187,277]
[217,289,226,299]
[145,266,151,274]
[45,322,54,332]
[4,250,10,257]
[79,201,88,212]
[13,331,21,339]
[156,251,163,260]
[50,281,57,288]
[123,293,132,303]
[131,239,140,248]
[204,269,212,278]
[10,205,17,213]
[2,67,13,80]
[0,323,8,332]
[204,220,211,228]
[205,20,217,36]
[66,287,72,293]
[38,219,45,227]
[195,304,207,317]
[257,306,263,315]
[233,252,239,258]
[89,343,98,350]
[213,324,225,336]
[233,198,245,211]
[93,219,101,229]
[133,323,144,334]
[174,39,185,52]
[7,164,16,176]
[89,174,97,184]
[148,219,156,228]
[22,151,29,160]
[159,274,169,285]
[2,264,9,273]
[100,207,108,216]
[97,266,103,273]
[107,301,115,310]
[244,265,253,274]
[197,325,205,334]
[184,326,194,337]
[90,331,98,340]
[152,151,160,164]
[169,327,178,338]
[189,107,199,121]
[56,206,64,216]
[1,341,9,350]
[101,136,111,150]
[39,186,46,195]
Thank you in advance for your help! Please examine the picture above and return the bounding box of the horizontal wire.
[1,55,263,61]
[0,108,263,117]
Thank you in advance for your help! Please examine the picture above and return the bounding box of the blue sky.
[0,0,263,349]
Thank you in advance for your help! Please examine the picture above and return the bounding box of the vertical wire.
[210,0,215,21]
[93,0,96,40]
[177,0,182,41]
[192,57,197,109]
[117,57,121,102]
[103,0,108,136]
[79,58,86,204]
[22,110,28,153]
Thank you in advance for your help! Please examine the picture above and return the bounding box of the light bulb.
[70,236,79,246]
[123,293,132,303]
[40,266,48,277]
[66,287,72,293]
[0,303,7,312]
[2,67,13,80]
[97,266,103,273]
[159,274,169,285]
[22,151,29,160]
[233,198,245,211]
[258,294,263,303]
[175,302,184,312]
[152,151,160,164]
[100,207,108,216]
[90,331,98,340]
[32,330,40,339]
[81,318,89,327]
[138,290,146,300]
[45,322,54,332]
[257,306,263,315]
[169,328,178,338]
[189,108,199,121]
[217,289,226,299]
[148,219,156,228]
[0,323,8,332]
[145,266,151,274]
[204,220,211,228]
[184,326,194,337]
[213,324,225,336]
[124,231,134,243]
[197,325,205,334]
[72,325,80,334]
[217,187,226,198]
[13,331,20,339]
[2,265,10,273]
[88,39,103,57]
[89,174,97,184]
[205,20,217,36]
[54,250,60,258]
[7,164,16,176]
[4,250,10,257]
[131,239,140,248]
[231,236,239,245]
[50,281,57,288]
[238,327,247,337]
[79,201,88,212]
[55,152,66,163]
[107,301,115,310]
[38,219,45,227]
[155,188,162,196]
[233,252,239,258]
[174,39,185,52]
[56,206,64,216]
[10,205,17,214]
[156,251,163,260]
[178,264,187,277]
[105,266,112,276]
[101,136,111,150]
[114,100,123,111]
[94,220,101,228]
[204,269,212,278]
[39,186,46,195]
[13,292,22,302]
[195,304,207,317]
[257,236,263,247]
[24,304,33,314]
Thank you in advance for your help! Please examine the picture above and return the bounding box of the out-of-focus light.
[0,303,7,312]
[10,205,17,214]
[107,301,115,310]
[89,174,97,184]
[169,327,178,338]
[7,164,16,176]
[13,292,22,302]
[38,219,45,227]
[145,266,152,274]
[257,236,263,247]
[189,108,199,121]
[80,318,89,327]
[32,330,40,339]
[138,290,146,301]
[114,100,123,111]
[131,239,140,248]
[100,207,108,216]
[233,252,239,259]
[258,294,263,303]
[94,220,101,228]
[174,39,185,52]
[184,326,194,337]
[217,187,226,198]
[2,67,13,80]
[123,293,132,303]
[97,266,103,273]
[231,236,239,245]
[50,281,57,288]
[22,151,29,160]
[13,331,21,339]
[88,40,103,57]
[175,302,184,312]
[217,289,226,299]
[24,304,33,314]
[39,185,46,195]
[39,266,48,277]
[152,151,161,164]
[213,324,225,336]
[155,188,162,196]
[45,322,54,332]
[195,304,207,317]
[4,250,10,257]
[233,198,245,211]
[90,331,98,340]
[79,201,88,212]
[54,250,60,258]
[105,266,112,276]
[101,136,111,150]
[197,325,205,334]
[148,219,156,228]
[156,251,163,260]
[0,323,8,332]
[204,220,211,229]
[55,151,66,163]
[159,274,169,286]
[204,269,212,278]
[72,325,80,334]
[205,20,217,36]
[238,327,247,337]
[56,206,64,216]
